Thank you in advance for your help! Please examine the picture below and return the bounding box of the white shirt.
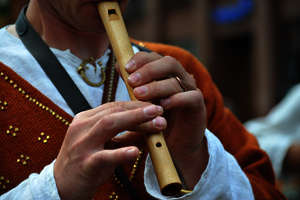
[0,26,254,200]
[245,84,300,177]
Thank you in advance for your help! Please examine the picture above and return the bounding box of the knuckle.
[192,90,205,107]
[98,115,115,130]
[112,101,125,108]
[73,111,86,120]
[69,138,85,155]
[99,102,115,110]
[143,62,156,77]
[188,74,197,87]
[105,102,126,112]
[134,52,148,63]
[106,101,120,108]
[150,52,161,58]
[69,118,88,131]
[193,89,204,99]
[147,82,161,95]
[111,105,125,113]
[93,153,104,164]
[163,56,179,66]
[136,51,148,57]
[137,101,152,108]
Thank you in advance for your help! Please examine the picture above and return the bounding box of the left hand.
[119,51,209,188]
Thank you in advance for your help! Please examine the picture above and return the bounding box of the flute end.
[161,182,183,196]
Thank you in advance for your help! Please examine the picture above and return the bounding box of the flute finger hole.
[108,9,116,15]
[108,9,119,20]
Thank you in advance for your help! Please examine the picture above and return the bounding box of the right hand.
[54,101,167,200]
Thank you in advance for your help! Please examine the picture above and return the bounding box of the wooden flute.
[97,1,183,196]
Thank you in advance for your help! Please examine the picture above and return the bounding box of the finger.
[133,78,183,101]
[112,131,142,145]
[174,74,197,92]
[85,146,139,176]
[125,51,162,73]
[112,116,167,142]
[127,56,186,87]
[160,90,205,111]
[112,131,143,146]
[74,101,153,119]
[91,105,164,143]
[131,116,167,133]
[96,147,139,167]
[70,101,153,133]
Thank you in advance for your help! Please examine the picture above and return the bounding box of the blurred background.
[1,0,300,199]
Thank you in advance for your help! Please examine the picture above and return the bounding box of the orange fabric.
[0,41,286,199]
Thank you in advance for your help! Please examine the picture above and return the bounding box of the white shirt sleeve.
[144,129,254,200]
[0,161,60,200]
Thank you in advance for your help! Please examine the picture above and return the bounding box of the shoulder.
[0,24,23,57]
[0,26,9,48]
[0,25,8,35]
[0,25,16,47]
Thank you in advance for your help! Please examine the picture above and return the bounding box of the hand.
[54,101,167,200]
[125,52,209,189]
[283,143,300,176]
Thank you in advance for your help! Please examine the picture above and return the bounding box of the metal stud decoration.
[0,176,10,191]
[38,132,50,144]
[0,99,8,111]
[5,125,19,137]
[16,154,30,166]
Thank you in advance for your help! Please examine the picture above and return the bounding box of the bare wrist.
[173,137,208,189]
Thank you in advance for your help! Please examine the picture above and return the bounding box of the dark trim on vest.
[16,6,92,114]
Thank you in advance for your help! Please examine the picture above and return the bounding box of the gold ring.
[174,76,187,92]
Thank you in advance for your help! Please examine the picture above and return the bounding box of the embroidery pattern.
[0,69,72,192]
[38,132,51,144]
[109,192,119,200]
[5,125,20,137]
[0,71,71,126]
[0,99,8,111]
[0,176,10,191]
[16,154,30,166]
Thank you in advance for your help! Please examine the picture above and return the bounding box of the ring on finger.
[174,76,187,92]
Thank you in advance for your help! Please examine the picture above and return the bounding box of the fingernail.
[128,73,141,84]
[125,59,136,71]
[125,148,138,156]
[144,105,163,117]
[135,86,148,96]
[153,117,166,129]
